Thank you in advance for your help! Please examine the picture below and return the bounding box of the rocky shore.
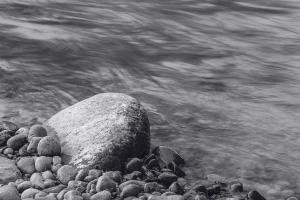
[0,93,298,200]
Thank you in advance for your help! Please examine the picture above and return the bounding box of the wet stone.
[7,134,27,150]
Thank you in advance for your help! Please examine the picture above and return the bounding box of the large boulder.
[45,93,150,169]
[0,157,22,184]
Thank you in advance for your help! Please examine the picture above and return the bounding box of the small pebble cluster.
[0,121,298,200]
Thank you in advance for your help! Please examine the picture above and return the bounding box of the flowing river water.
[0,0,300,199]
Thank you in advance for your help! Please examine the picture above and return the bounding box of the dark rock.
[35,156,52,172]
[30,173,45,189]
[144,182,159,193]
[45,93,150,169]
[0,185,21,200]
[0,157,21,184]
[191,184,207,195]
[17,157,36,174]
[27,137,42,154]
[42,184,66,193]
[0,121,18,132]
[124,171,143,180]
[147,159,160,169]
[21,188,40,199]
[152,146,185,167]
[169,182,184,194]
[37,136,61,156]
[44,179,57,188]
[91,190,111,200]
[127,158,143,173]
[3,147,13,155]
[0,130,14,146]
[158,172,178,186]
[57,165,77,185]
[19,143,29,156]
[121,184,144,198]
[167,162,185,177]
[17,181,32,192]
[103,171,122,183]
[248,190,266,200]
[6,134,27,150]
[75,168,89,181]
[95,175,116,192]
[28,125,47,141]
[230,182,243,193]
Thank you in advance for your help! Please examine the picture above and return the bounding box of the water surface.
[0,0,300,199]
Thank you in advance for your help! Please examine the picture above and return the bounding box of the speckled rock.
[120,184,144,198]
[95,175,117,192]
[45,93,150,169]
[37,136,61,156]
[30,173,45,189]
[0,185,21,200]
[91,190,111,200]
[28,125,47,141]
[57,165,77,185]
[17,157,36,174]
[0,157,21,184]
[6,134,27,150]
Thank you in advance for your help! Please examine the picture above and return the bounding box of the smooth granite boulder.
[46,93,150,170]
[0,157,21,184]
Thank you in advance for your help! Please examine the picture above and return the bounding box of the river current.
[0,0,300,199]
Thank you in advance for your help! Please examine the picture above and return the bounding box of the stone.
[27,137,42,154]
[68,180,87,193]
[91,190,111,200]
[121,184,144,198]
[158,172,177,186]
[35,191,48,198]
[42,184,66,193]
[57,189,68,200]
[37,136,61,156]
[42,171,54,180]
[51,164,62,173]
[35,156,52,172]
[3,147,13,155]
[35,194,58,200]
[152,146,185,167]
[95,175,116,192]
[57,165,77,184]
[19,144,29,156]
[21,188,40,199]
[124,171,143,180]
[229,182,243,193]
[45,93,150,169]
[247,191,266,200]
[16,127,30,136]
[0,121,18,132]
[144,182,159,193]
[6,134,27,150]
[102,171,122,183]
[64,190,82,200]
[88,169,102,178]
[287,197,299,200]
[0,185,20,200]
[82,193,91,200]
[169,182,184,194]
[0,157,21,184]
[28,125,47,140]
[165,195,184,200]
[0,130,14,146]
[119,180,145,191]
[17,181,32,192]
[44,179,57,188]
[52,156,62,166]
[30,173,45,189]
[17,157,36,174]
[75,168,89,181]
[126,158,143,173]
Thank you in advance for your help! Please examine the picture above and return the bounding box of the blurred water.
[0,0,300,198]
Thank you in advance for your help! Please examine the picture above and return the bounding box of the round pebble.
[37,136,61,156]
[6,134,27,150]
[57,165,78,185]
[35,156,53,172]
[28,125,47,140]
[17,157,36,174]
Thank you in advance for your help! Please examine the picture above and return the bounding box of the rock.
[287,197,299,200]
[75,168,89,181]
[42,171,54,180]
[35,191,48,198]
[247,191,266,200]
[0,185,20,200]
[45,93,150,169]
[27,137,42,154]
[169,182,184,194]
[0,130,14,146]
[52,156,62,166]
[144,182,159,193]
[146,159,160,169]
[16,127,29,136]
[152,146,185,167]
[21,188,40,199]
[95,175,116,192]
[3,147,13,155]
[35,194,58,200]
[121,184,144,198]
[17,157,36,174]
[57,189,68,200]
[51,164,62,173]
[28,125,47,140]
[0,121,18,132]
[91,190,111,200]
[35,156,52,172]
[57,165,77,184]
[102,171,122,183]
[191,184,207,195]
[68,180,87,193]
[44,179,57,188]
[42,184,66,193]
[0,157,21,184]
[229,182,243,193]
[37,136,61,156]
[126,158,143,173]
[6,134,27,150]
[64,190,82,200]
[158,172,177,186]
[119,180,146,191]
[82,193,91,200]
[17,181,32,192]
[30,173,45,189]
[165,195,184,200]
[124,171,143,180]
[19,143,29,156]
[88,169,102,178]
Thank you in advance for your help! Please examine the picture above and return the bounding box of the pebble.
[169,182,184,194]
[35,191,48,198]
[0,185,21,200]
[17,181,32,192]
[102,171,122,183]
[126,158,143,173]
[75,168,89,181]
[37,136,61,156]
[91,190,112,200]
[0,130,14,146]
[57,165,78,184]
[287,197,299,200]
[57,189,68,200]
[51,164,62,173]
[28,125,47,140]
[144,182,159,193]
[146,159,160,169]
[42,184,66,193]
[3,147,14,155]
[52,156,62,166]
[64,190,82,200]
[230,182,243,193]
[44,179,57,188]
[96,175,117,192]
[19,143,29,156]
[17,157,36,174]
[121,184,144,198]
[21,188,40,199]
[247,190,266,200]
[30,173,45,189]
[165,195,184,200]
[158,172,178,186]
[35,194,58,200]
[42,171,55,180]
[82,193,91,200]
[16,127,29,136]
[6,134,27,150]
[35,156,53,172]
[27,137,42,154]
[88,169,102,178]
[68,180,87,193]
[119,180,146,191]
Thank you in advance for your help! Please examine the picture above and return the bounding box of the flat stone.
[0,157,21,184]
[45,93,150,169]
[17,157,36,174]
